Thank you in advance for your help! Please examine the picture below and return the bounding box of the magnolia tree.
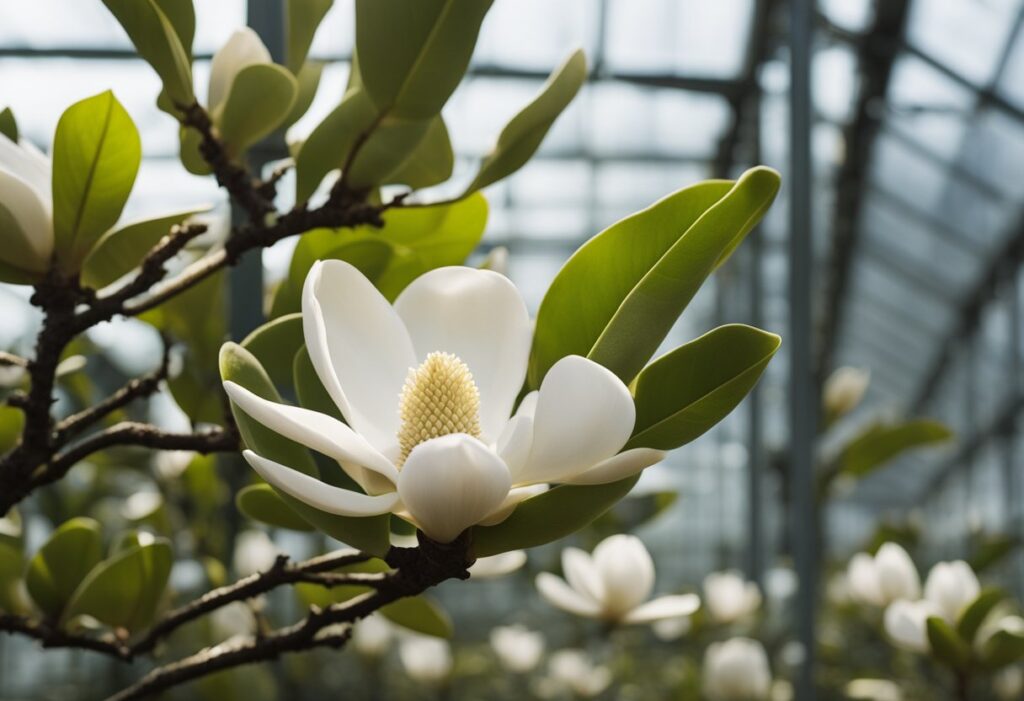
[0,2,785,698]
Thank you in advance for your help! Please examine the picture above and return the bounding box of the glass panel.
[474,0,599,70]
[814,44,859,124]
[999,22,1024,108]
[819,0,875,33]
[886,54,974,162]
[957,107,1024,200]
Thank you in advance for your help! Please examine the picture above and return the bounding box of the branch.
[0,613,127,657]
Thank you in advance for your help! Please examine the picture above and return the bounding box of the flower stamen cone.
[398,352,481,464]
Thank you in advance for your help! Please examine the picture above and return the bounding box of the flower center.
[397,352,481,465]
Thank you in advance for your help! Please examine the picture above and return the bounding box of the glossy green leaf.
[295,88,378,203]
[102,0,194,105]
[355,0,492,119]
[472,477,639,557]
[286,0,333,73]
[241,313,304,392]
[981,628,1024,670]
[152,0,195,53]
[529,167,780,387]
[52,90,142,271]
[218,63,298,157]
[62,539,172,630]
[293,345,343,420]
[178,123,211,175]
[969,534,1018,574]
[81,206,208,289]
[841,419,953,477]
[0,108,17,142]
[283,60,325,129]
[383,116,453,189]
[926,616,971,671]
[0,542,26,614]
[464,49,585,195]
[345,115,432,189]
[957,588,1004,643]
[627,324,780,450]
[236,484,315,531]
[0,405,25,454]
[25,517,103,617]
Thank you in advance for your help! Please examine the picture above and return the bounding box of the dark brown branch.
[0,613,127,657]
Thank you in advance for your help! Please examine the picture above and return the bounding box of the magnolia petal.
[565,448,666,485]
[477,484,548,526]
[498,392,537,482]
[394,267,531,443]
[0,137,50,203]
[847,552,883,607]
[224,381,398,484]
[0,167,52,271]
[623,594,700,624]
[518,356,635,485]
[397,433,511,543]
[592,534,655,617]
[535,573,602,618]
[884,599,937,653]
[561,547,605,605]
[242,450,399,517]
[208,27,273,111]
[302,260,416,453]
[469,550,527,579]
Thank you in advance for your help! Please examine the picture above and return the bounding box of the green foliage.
[980,627,1024,670]
[51,91,141,272]
[0,107,17,142]
[236,484,315,531]
[217,64,298,157]
[0,405,25,454]
[101,0,194,105]
[627,324,780,450]
[464,49,586,195]
[529,167,780,388]
[384,116,454,189]
[284,61,326,129]
[840,419,953,478]
[957,588,1005,643]
[0,542,26,614]
[295,88,377,203]
[285,0,333,73]
[472,477,639,557]
[926,616,971,671]
[240,313,305,392]
[25,517,103,617]
[968,534,1019,575]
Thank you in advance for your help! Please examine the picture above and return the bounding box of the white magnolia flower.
[233,530,279,577]
[703,637,772,701]
[351,614,393,657]
[0,133,53,276]
[469,550,527,579]
[208,28,273,114]
[490,624,544,673]
[847,543,921,607]
[548,649,612,698]
[704,570,762,624]
[535,534,699,625]
[994,666,1024,701]
[883,598,942,652]
[823,366,870,418]
[399,635,452,685]
[652,615,692,641]
[845,678,903,701]
[923,560,980,624]
[225,261,665,543]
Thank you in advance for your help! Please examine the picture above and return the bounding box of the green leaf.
[283,60,326,129]
[355,0,492,119]
[293,345,343,420]
[472,477,639,557]
[981,628,1024,669]
[627,325,780,450]
[25,517,103,618]
[0,405,25,454]
[62,539,172,630]
[0,108,17,142]
[382,115,453,189]
[217,63,298,157]
[926,616,971,671]
[841,419,953,477]
[295,88,378,203]
[345,115,432,190]
[957,588,1004,644]
[178,123,211,175]
[529,167,780,387]
[241,314,305,392]
[286,0,333,72]
[236,484,315,532]
[968,534,1018,574]
[52,90,141,271]
[102,0,194,105]
[80,206,209,289]
[0,542,26,614]
[464,49,586,195]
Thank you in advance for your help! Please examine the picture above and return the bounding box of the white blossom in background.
[547,649,613,698]
[490,624,544,673]
[225,262,666,544]
[922,560,980,624]
[207,28,273,114]
[210,601,255,640]
[844,678,903,701]
[883,599,941,653]
[469,550,527,579]
[847,543,921,607]
[702,637,772,701]
[823,366,870,418]
[770,680,794,701]
[652,615,692,642]
[351,615,393,658]
[766,566,798,604]
[536,534,699,625]
[994,666,1024,701]
[232,530,279,577]
[703,570,762,624]
[398,635,452,685]
[0,130,52,276]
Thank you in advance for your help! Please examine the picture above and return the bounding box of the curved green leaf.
[346,115,432,189]
[241,313,304,392]
[81,206,209,289]
[627,324,781,450]
[295,88,378,203]
[286,0,333,73]
[0,405,25,454]
[957,588,1004,643]
[0,107,17,142]
[283,60,326,129]
[841,419,953,478]
[62,539,172,630]
[25,517,102,617]
[355,0,492,119]
[52,90,142,271]
[472,477,638,557]
[383,116,453,190]
[926,616,971,671]
[236,483,315,532]
[0,542,26,614]
[218,63,298,157]
[464,49,585,195]
[529,167,780,387]
[981,628,1024,670]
